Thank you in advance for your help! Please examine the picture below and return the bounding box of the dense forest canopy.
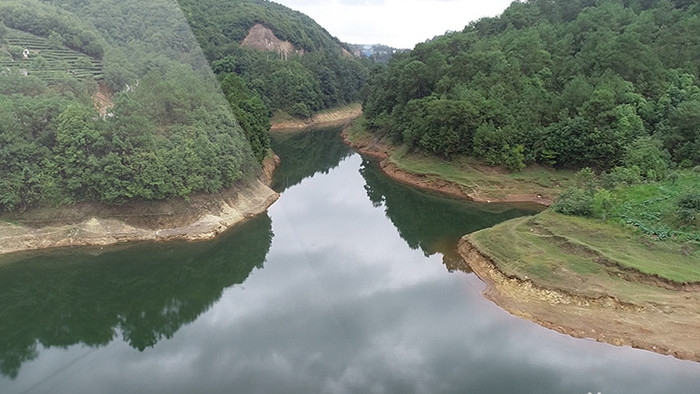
[363,0,700,172]
[0,0,256,213]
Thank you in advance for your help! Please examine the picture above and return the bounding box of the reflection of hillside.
[270,126,353,192]
[359,160,539,267]
[0,214,273,379]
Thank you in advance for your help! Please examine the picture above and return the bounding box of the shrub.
[593,189,616,220]
[600,166,642,189]
[678,193,700,223]
[503,144,526,172]
[8,45,23,60]
[290,102,311,118]
[623,136,670,181]
[575,167,597,190]
[552,188,594,216]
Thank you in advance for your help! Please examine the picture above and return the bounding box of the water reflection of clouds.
[4,152,700,394]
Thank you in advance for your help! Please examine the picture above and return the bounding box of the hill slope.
[363,0,700,170]
[0,0,259,213]
[1,28,102,81]
[178,0,369,120]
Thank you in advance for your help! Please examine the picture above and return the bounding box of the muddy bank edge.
[458,236,700,362]
[0,167,280,257]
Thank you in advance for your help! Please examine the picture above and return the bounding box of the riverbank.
[341,117,572,206]
[270,103,362,132]
[460,211,700,362]
[0,174,279,256]
[0,104,362,257]
[341,118,700,362]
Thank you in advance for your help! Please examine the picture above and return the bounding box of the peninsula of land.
[343,118,700,362]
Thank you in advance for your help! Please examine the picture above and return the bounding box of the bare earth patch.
[271,104,362,131]
[92,81,114,118]
[241,23,303,59]
[0,178,279,256]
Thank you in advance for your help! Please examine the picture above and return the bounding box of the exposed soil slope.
[271,103,362,131]
[241,23,303,58]
[93,81,114,117]
[0,178,279,256]
[460,214,700,362]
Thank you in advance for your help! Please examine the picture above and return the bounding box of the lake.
[1,126,699,393]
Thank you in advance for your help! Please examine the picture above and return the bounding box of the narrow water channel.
[1,126,699,393]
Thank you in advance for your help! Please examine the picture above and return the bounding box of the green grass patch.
[600,172,700,241]
[471,210,700,286]
[342,115,375,144]
[388,149,575,200]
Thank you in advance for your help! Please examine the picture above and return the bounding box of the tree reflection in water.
[359,159,541,270]
[0,214,273,378]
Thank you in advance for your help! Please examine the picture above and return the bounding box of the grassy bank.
[346,116,700,360]
[602,173,700,242]
[343,116,575,204]
[470,211,700,289]
[462,209,700,361]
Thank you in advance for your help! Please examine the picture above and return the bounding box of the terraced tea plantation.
[0,28,102,81]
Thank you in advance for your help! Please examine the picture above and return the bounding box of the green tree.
[53,103,103,198]
[47,31,63,48]
[623,137,670,180]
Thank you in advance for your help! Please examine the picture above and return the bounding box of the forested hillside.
[0,0,255,213]
[364,0,700,172]
[178,0,369,125]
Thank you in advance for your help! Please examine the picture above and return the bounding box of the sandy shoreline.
[0,151,280,257]
[271,104,362,132]
[0,105,361,257]
[0,104,362,257]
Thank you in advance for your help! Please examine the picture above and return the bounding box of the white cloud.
[274,0,514,48]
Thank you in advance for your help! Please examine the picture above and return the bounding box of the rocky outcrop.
[241,24,303,59]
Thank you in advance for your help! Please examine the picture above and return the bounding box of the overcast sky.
[273,0,514,49]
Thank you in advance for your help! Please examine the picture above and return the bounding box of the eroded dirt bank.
[341,121,700,362]
[0,177,279,256]
[459,237,700,362]
[271,104,362,131]
[341,128,553,206]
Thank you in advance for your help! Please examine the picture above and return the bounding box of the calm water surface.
[1,127,699,393]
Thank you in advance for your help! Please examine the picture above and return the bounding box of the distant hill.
[347,44,406,64]
[177,0,350,57]
[178,0,369,117]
